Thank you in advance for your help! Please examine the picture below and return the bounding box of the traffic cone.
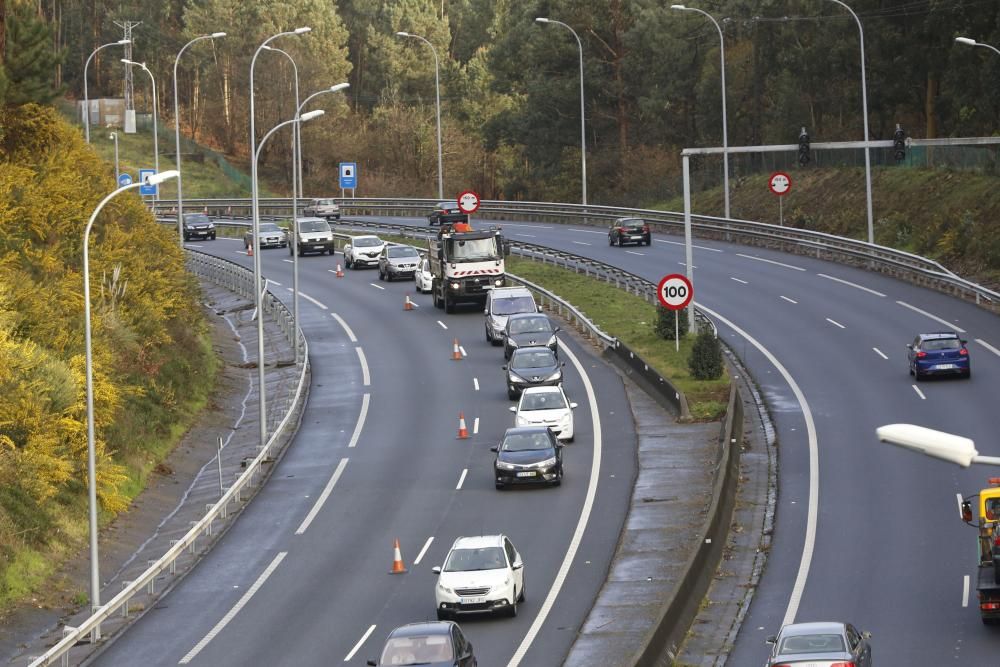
[389,538,407,574]
[451,338,462,361]
[404,293,414,311]
[457,412,468,439]
[335,263,344,278]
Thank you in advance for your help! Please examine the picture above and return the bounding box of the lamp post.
[396,31,444,200]
[877,424,1000,468]
[109,132,120,182]
[535,18,587,205]
[173,32,226,245]
[262,45,301,200]
[250,27,311,451]
[956,36,1000,58]
[83,39,130,143]
[824,0,874,245]
[290,83,349,365]
[83,170,179,634]
[670,4,730,219]
[121,59,160,202]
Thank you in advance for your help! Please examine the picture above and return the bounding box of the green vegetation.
[689,331,724,381]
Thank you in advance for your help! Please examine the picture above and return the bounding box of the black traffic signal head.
[798,127,810,166]
[893,124,906,162]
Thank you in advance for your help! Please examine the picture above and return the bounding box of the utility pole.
[114,20,141,133]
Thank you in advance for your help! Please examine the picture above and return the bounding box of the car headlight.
[207,222,215,229]
[508,339,519,348]
[547,335,557,347]
[494,278,503,286]
[546,371,562,381]
[450,282,460,290]
[559,413,572,425]
[496,460,517,471]
[536,457,557,468]
[438,583,453,594]
[508,371,525,383]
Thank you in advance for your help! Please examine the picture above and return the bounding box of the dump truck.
[960,478,1000,623]
[428,221,510,313]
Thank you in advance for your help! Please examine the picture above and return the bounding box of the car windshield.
[493,296,535,316]
[444,546,506,572]
[509,317,552,335]
[922,338,961,351]
[778,633,846,654]
[298,220,329,233]
[184,214,211,225]
[520,392,566,411]
[315,199,336,206]
[447,237,498,262]
[503,431,554,451]
[380,635,454,665]
[388,246,419,258]
[354,237,383,247]
[436,202,456,211]
[259,223,282,233]
[511,350,556,369]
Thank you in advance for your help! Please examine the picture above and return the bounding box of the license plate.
[935,363,956,369]
[313,244,324,249]
[461,596,486,605]
[516,471,536,477]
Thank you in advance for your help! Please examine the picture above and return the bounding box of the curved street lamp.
[396,31,444,200]
[83,39,130,143]
[535,18,587,206]
[670,4,730,219]
[173,32,226,245]
[956,36,1000,58]
[83,169,179,635]
[121,59,160,202]
[877,423,1000,468]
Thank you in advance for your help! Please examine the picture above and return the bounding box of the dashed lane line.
[414,537,435,565]
[896,301,966,333]
[975,339,1000,358]
[344,625,377,662]
[437,320,448,330]
[730,277,748,285]
[826,318,846,329]
[873,348,888,360]
[912,385,927,400]
[736,253,806,271]
[817,273,886,297]
[456,469,468,490]
[348,394,371,448]
[369,283,385,290]
[331,313,357,343]
[780,296,798,304]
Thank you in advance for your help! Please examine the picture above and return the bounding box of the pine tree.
[688,331,724,381]
[3,3,65,106]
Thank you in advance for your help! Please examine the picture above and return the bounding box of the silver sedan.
[765,621,872,666]
[244,222,287,250]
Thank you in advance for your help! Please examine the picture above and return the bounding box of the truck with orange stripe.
[429,222,509,313]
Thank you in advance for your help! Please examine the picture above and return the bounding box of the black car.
[503,347,563,399]
[503,313,559,360]
[492,426,563,489]
[608,217,651,246]
[182,213,216,241]
[367,621,476,667]
[428,201,469,226]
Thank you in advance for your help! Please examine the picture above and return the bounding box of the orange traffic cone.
[404,293,414,311]
[451,338,462,361]
[457,412,469,439]
[335,263,344,278]
[389,538,407,574]
[247,244,253,257]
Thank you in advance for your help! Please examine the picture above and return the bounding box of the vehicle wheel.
[608,235,614,246]
[914,369,923,382]
[486,327,492,343]
[444,292,455,314]
[346,257,353,269]
[436,609,450,621]
[289,245,294,256]
[518,581,525,603]
[434,289,444,309]
[507,388,518,400]
[507,595,518,618]
[495,482,504,490]
[210,233,216,240]
[378,267,385,281]
[566,435,574,443]
[965,368,972,379]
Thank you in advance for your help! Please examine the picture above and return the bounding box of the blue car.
[907,331,971,380]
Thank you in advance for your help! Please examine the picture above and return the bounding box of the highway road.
[91,236,637,666]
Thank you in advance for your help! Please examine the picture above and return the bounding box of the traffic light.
[893,124,906,162]
[798,127,810,166]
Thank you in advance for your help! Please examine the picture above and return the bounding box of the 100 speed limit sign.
[657,274,693,310]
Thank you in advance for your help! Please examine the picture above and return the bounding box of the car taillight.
[829,663,856,667]
[916,351,927,358]
[960,348,968,356]
[982,600,1000,611]
[642,225,650,232]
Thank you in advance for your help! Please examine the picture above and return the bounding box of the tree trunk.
[925,73,938,139]
[0,0,6,61]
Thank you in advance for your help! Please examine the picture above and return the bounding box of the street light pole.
[956,36,1000,58]
[83,39,130,143]
[262,46,301,200]
[825,0,874,245]
[250,27,311,452]
[83,170,178,636]
[121,59,160,202]
[173,32,225,245]
[109,132,119,181]
[670,4,730,219]
[535,18,587,206]
[396,32,444,200]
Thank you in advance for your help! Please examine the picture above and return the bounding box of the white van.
[484,287,537,345]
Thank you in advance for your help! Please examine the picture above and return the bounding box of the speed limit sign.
[657,274,693,311]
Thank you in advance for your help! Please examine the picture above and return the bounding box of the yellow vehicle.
[960,479,1000,623]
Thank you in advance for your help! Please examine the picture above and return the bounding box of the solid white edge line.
[474,377,480,391]
[348,394,371,448]
[455,469,468,490]
[625,250,645,256]
[912,385,926,400]
[179,552,288,664]
[507,342,601,667]
[473,417,480,435]
[357,347,371,386]
[572,241,592,246]
[414,537,435,565]
[331,313,358,343]
[369,283,385,290]
[287,288,328,310]
[895,300,966,333]
[437,320,448,330]
[816,273,887,297]
[780,295,798,304]
[826,318,846,329]
[730,277,748,284]
[735,253,806,271]
[975,338,1000,358]
[694,302,818,629]
[344,624,377,662]
[964,574,971,608]
[295,458,350,535]
[873,347,888,360]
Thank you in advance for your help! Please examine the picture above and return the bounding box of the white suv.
[344,235,386,269]
[510,385,577,442]
[432,535,524,620]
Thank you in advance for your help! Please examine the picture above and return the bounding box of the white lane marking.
[975,339,1000,358]
[678,262,698,269]
[780,296,798,304]
[331,313,358,343]
[235,251,249,256]
[572,241,592,246]
[510,224,553,229]
[179,552,288,664]
[508,342,602,667]
[456,469,468,490]
[826,318,846,329]
[656,239,723,252]
[625,250,645,256]
[694,302,818,629]
[186,244,204,248]
[283,259,293,264]
[414,537,435,565]
[369,283,385,290]
[473,378,480,391]
[957,493,965,518]
[356,348,370,386]
[895,301,966,332]
[817,273,886,297]
[964,575,970,608]
[473,417,480,435]
[295,458,349,535]
[344,625,377,662]
[459,346,467,357]
[873,347,888,360]
[286,288,328,310]
[437,320,448,330]
[912,385,927,400]
[736,253,806,271]
[730,277,748,285]
[348,394,371,448]
[573,229,607,235]
[515,233,537,238]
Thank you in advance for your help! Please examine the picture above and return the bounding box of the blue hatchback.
[907,332,971,380]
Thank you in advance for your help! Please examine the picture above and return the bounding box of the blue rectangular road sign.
[339,162,357,189]
[139,169,157,196]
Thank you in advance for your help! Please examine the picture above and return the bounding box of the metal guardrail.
[30,252,309,667]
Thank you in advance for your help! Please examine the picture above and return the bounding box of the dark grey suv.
[183,213,216,241]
